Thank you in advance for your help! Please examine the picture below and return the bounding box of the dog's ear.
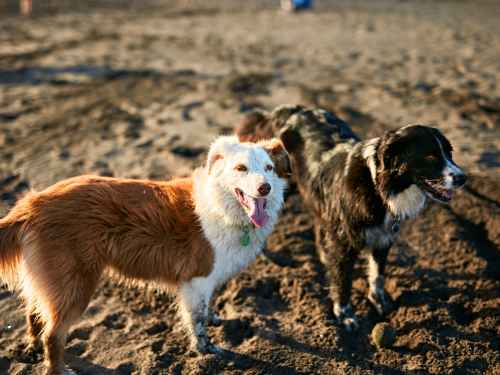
[235,110,272,143]
[279,126,303,154]
[207,153,224,174]
[377,132,411,195]
[261,138,291,178]
[206,136,236,174]
[379,131,407,171]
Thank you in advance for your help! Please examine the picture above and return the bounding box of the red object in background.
[20,0,32,16]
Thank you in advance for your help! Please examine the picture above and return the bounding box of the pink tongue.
[247,197,269,228]
[444,189,453,200]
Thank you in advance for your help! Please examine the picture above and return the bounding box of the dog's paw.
[14,342,42,364]
[333,303,359,331]
[206,343,224,355]
[24,342,42,357]
[341,315,359,331]
[368,289,392,316]
[195,341,223,355]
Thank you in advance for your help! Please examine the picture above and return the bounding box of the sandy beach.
[0,1,499,373]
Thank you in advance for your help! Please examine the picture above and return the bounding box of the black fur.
[236,105,466,328]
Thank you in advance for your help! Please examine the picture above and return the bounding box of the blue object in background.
[292,0,313,9]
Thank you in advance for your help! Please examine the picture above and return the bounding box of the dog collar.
[240,225,251,247]
[391,215,401,233]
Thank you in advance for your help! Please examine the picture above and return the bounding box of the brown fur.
[0,175,213,374]
[236,110,273,142]
[258,138,291,178]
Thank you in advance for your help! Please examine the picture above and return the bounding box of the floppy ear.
[279,126,303,154]
[206,137,235,174]
[207,153,223,174]
[378,131,406,171]
[377,131,412,194]
[261,138,291,178]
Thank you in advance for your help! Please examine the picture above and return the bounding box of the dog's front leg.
[178,280,222,355]
[317,226,360,331]
[367,246,393,315]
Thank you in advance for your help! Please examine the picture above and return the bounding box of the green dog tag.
[240,226,251,247]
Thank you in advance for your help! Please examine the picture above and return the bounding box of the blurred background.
[0,1,499,374]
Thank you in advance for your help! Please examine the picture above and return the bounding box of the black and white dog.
[236,105,467,329]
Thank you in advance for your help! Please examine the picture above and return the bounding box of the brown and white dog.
[236,105,467,330]
[0,136,288,375]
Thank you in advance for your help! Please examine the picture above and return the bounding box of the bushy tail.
[0,215,24,287]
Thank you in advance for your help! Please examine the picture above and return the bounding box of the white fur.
[179,136,286,350]
[386,184,427,220]
[344,143,362,177]
[361,137,380,184]
[333,302,358,331]
[367,254,383,297]
[434,134,464,189]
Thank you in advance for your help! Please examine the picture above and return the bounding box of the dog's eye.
[265,164,273,172]
[425,154,438,162]
[235,164,248,172]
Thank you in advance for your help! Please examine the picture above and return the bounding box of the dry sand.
[0,1,499,374]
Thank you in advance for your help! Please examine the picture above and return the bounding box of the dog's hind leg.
[42,317,73,375]
[367,246,392,315]
[40,272,99,375]
[26,301,44,353]
[178,279,221,354]
[22,247,102,375]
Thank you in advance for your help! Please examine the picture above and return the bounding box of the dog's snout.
[258,183,271,196]
[452,173,467,187]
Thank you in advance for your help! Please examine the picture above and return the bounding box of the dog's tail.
[0,206,27,287]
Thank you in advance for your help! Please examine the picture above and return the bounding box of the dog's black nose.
[258,183,271,196]
[453,173,467,187]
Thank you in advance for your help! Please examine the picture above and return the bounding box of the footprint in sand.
[222,318,254,347]
[170,145,206,158]
[151,339,164,353]
[68,326,92,341]
[155,353,173,369]
[66,341,87,356]
[145,321,168,336]
[101,312,127,330]
[115,362,138,374]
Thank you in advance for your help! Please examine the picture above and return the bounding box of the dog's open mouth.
[234,188,269,228]
[420,180,453,203]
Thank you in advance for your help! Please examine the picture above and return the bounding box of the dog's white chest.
[205,224,266,287]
